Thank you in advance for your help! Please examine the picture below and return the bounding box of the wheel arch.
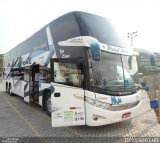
[42,89,51,110]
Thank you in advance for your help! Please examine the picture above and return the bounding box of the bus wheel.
[9,85,13,96]
[6,85,10,94]
[6,84,9,93]
[45,93,51,117]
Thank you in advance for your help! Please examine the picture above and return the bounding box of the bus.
[3,11,142,127]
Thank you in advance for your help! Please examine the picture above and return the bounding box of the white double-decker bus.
[3,11,142,127]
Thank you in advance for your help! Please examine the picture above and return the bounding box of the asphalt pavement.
[0,82,160,143]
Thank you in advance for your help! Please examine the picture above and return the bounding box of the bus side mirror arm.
[139,83,149,91]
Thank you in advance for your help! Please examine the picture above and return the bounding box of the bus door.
[29,64,39,103]
[50,58,85,127]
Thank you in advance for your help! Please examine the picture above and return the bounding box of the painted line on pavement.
[2,90,84,138]
[1,96,49,143]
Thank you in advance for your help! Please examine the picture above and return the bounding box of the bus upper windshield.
[89,51,138,93]
[76,12,129,48]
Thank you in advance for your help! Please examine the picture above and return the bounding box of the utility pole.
[127,31,137,47]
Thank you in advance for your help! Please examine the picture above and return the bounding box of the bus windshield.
[89,51,138,92]
[76,12,129,48]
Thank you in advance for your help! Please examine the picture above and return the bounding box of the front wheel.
[6,85,9,94]
[9,85,13,96]
[45,93,51,117]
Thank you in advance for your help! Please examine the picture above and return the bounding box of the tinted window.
[75,12,128,48]
[49,13,84,58]
[5,27,49,65]
[50,13,81,43]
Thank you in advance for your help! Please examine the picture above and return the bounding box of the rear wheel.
[45,93,51,117]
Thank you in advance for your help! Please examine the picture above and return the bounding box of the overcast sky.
[1,0,160,54]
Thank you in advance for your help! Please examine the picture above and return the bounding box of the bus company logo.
[33,43,47,51]
[108,46,120,53]
[59,49,70,58]
[108,45,132,55]
[111,96,122,105]
[22,58,31,65]
[16,57,31,66]
[124,104,129,109]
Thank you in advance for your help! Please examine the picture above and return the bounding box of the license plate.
[122,112,131,119]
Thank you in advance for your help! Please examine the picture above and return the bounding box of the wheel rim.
[47,97,51,113]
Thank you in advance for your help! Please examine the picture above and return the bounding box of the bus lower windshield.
[89,51,138,93]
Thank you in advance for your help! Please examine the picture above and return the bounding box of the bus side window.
[53,62,83,88]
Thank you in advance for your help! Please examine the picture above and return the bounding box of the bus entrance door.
[50,58,85,127]
[29,64,39,103]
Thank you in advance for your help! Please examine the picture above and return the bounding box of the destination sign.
[100,43,133,55]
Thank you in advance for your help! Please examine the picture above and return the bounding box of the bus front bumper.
[85,99,142,126]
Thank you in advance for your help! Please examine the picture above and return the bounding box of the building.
[0,54,4,76]
[135,48,160,74]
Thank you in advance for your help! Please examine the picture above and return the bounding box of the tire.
[9,85,13,96]
[6,84,8,93]
[44,92,51,117]
[6,85,9,94]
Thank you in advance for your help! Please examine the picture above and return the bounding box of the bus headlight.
[85,97,110,109]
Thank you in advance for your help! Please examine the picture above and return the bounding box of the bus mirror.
[150,54,155,66]
[90,42,100,61]
[58,36,101,61]
[139,83,149,91]
[144,86,149,91]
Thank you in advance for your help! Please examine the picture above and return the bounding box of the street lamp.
[127,31,137,47]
